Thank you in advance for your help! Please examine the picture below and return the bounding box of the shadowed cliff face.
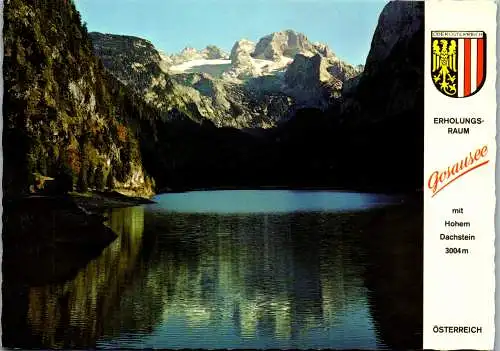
[341,1,424,122]
[338,1,424,191]
[265,1,424,192]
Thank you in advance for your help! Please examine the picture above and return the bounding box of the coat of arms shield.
[431,31,486,98]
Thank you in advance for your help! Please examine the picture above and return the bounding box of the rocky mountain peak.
[252,29,317,61]
[285,54,332,87]
[89,32,165,88]
[167,45,229,64]
[364,1,423,73]
[312,42,335,58]
[281,53,341,108]
[229,39,256,63]
[90,32,154,47]
[180,46,196,53]
[90,28,364,127]
[227,39,259,79]
[341,0,424,119]
[327,59,363,82]
[179,47,200,59]
[90,32,160,61]
[202,45,228,59]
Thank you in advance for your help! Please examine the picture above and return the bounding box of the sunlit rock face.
[89,29,361,129]
[3,1,156,197]
[252,29,330,61]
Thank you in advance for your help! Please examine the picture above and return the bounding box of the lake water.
[2,190,423,349]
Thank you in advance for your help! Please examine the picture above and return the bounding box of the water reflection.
[23,207,145,349]
[97,211,382,349]
[2,192,422,350]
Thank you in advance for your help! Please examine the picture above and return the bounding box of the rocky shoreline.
[2,191,155,285]
[69,190,155,213]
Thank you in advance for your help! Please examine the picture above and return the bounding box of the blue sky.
[74,0,388,65]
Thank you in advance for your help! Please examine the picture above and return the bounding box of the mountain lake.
[2,190,423,349]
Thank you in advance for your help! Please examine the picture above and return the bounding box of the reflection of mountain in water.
[6,207,145,349]
[97,211,380,349]
[3,199,422,350]
[363,199,423,349]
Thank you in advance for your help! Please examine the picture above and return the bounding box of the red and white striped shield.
[431,31,486,98]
